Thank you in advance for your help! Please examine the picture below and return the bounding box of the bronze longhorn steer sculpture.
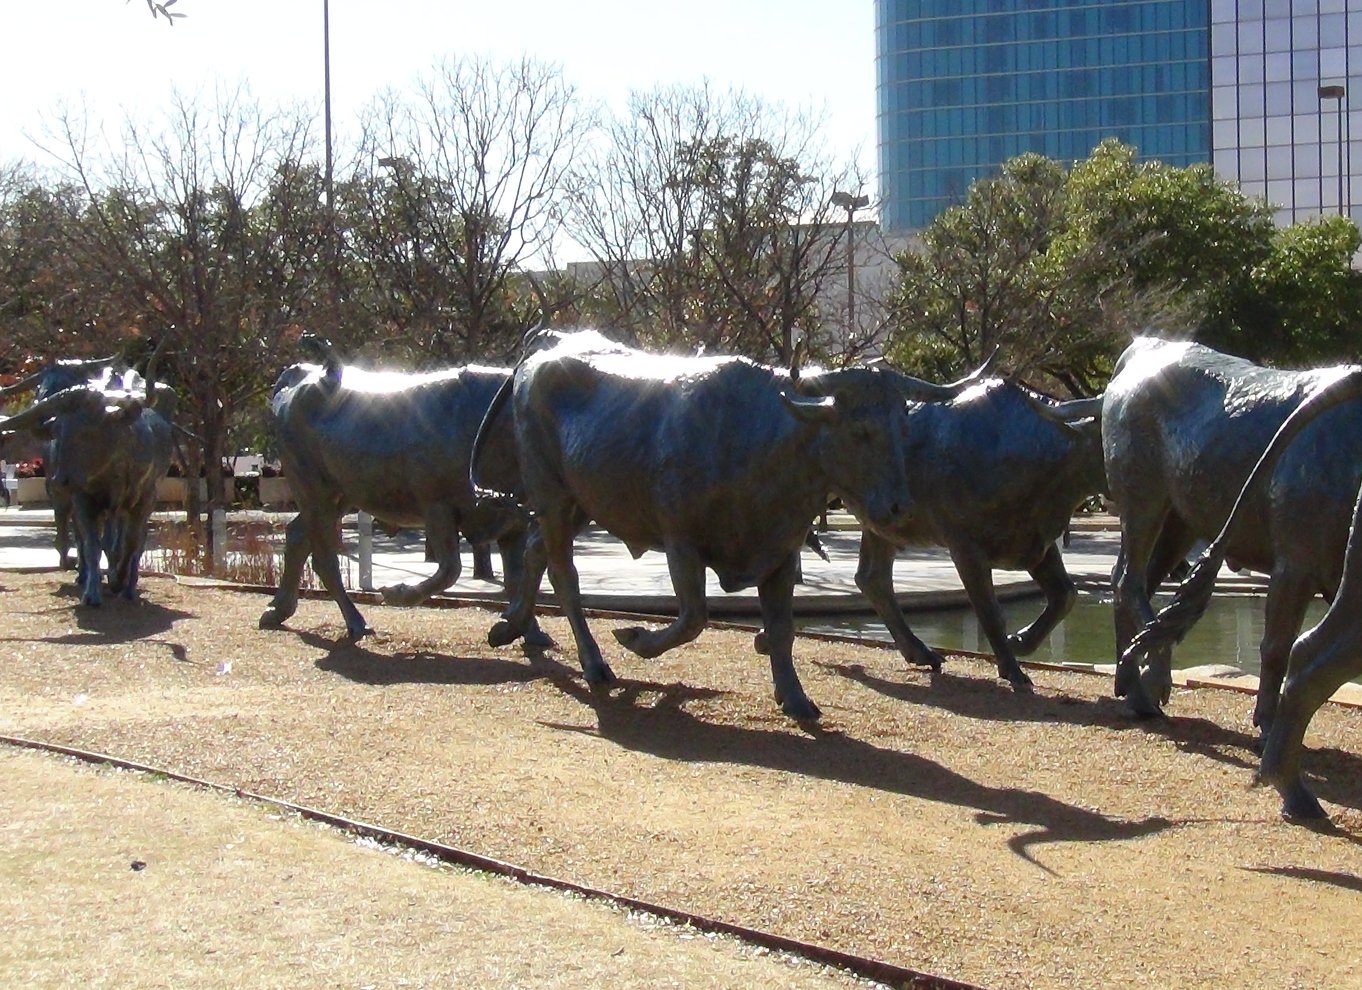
[258,338,546,645]
[0,354,118,571]
[473,329,962,720]
[0,362,175,606]
[1103,336,1362,728]
[847,375,1105,691]
[1127,365,1362,820]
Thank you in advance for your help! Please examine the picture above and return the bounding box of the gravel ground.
[2,569,1361,990]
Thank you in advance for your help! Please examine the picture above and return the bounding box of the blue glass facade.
[877,0,1212,231]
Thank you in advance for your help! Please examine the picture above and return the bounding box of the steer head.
[790,367,914,540]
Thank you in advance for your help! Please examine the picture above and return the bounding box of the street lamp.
[831,191,870,329]
[1319,83,1347,217]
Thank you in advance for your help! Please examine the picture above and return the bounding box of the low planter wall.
[15,477,48,506]
[155,478,208,506]
[258,477,292,507]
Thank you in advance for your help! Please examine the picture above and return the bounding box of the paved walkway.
[0,504,1260,617]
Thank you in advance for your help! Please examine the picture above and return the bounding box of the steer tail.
[465,371,525,545]
[470,373,514,504]
[1125,366,1362,665]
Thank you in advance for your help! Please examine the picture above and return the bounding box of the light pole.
[831,191,870,329]
[1319,84,1347,217]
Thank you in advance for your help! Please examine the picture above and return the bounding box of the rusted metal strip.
[0,733,989,990]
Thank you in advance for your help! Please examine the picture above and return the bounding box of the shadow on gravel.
[308,630,580,688]
[818,657,1362,817]
[1243,864,1362,893]
[539,675,1182,872]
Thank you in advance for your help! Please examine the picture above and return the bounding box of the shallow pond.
[798,591,1333,679]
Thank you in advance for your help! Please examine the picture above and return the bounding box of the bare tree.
[353,56,586,363]
[47,88,323,527]
[564,83,867,363]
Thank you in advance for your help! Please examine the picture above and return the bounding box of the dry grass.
[2,569,1362,990]
[0,747,875,990]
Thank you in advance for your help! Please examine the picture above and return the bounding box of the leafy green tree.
[1217,215,1362,364]
[887,152,1144,395]
[0,171,116,369]
[888,138,1362,394]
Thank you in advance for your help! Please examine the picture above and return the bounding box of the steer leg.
[1112,507,1189,716]
[948,542,1033,692]
[1259,613,1362,821]
[495,527,551,649]
[71,496,104,607]
[758,552,819,719]
[307,512,372,640]
[1010,542,1077,656]
[614,541,708,658]
[537,502,613,684]
[381,506,460,606]
[1253,568,1312,738]
[472,542,495,581]
[54,494,76,571]
[489,522,548,647]
[259,513,310,629]
[854,531,944,670]
[108,498,154,600]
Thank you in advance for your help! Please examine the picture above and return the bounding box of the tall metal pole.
[1339,98,1346,218]
[323,0,338,319]
[832,192,870,331]
[1320,85,1347,216]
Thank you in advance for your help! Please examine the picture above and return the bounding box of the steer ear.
[783,392,839,424]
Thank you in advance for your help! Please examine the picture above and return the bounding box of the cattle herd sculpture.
[2,327,1360,822]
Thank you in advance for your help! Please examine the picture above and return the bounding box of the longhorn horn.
[1030,394,1105,424]
[890,369,981,404]
[0,353,118,399]
[0,384,96,435]
[520,270,555,353]
[0,369,51,399]
[141,332,176,409]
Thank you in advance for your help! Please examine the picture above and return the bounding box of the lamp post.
[1319,84,1347,217]
[831,191,870,329]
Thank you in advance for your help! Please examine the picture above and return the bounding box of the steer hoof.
[342,624,374,643]
[488,620,523,648]
[753,630,771,655]
[778,692,821,721]
[1139,667,1173,708]
[259,608,288,630]
[583,660,617,685]
[380,583,425,607]
[1123,684,1165,720]
[613,626,663,659]
[1278,783,1330,823]
[918,648,945,673]
[522,624,554,651]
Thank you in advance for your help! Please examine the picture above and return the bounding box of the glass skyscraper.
[877,0,1361,232]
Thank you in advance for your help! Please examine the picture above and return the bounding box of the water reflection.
[798,592,1331,679]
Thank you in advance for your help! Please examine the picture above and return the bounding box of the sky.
[1,1,877,182]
